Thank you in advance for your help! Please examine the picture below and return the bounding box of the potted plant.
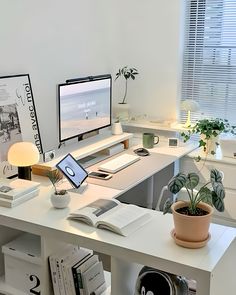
[181,118,236,160]
[163,168,225,248]
[46,169,70,209]
[114,66,139,121]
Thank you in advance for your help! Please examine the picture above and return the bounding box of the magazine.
[68,199,152,236]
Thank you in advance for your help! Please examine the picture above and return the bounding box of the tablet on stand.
[56,153,88,194]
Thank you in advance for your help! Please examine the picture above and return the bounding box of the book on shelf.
[49,244,81,295]
[49,245,92,295]
[68,198,152,236]
[0,178,40,200]
[73,254,99,294]
[67,249,93,295]
[82,261,106,295]
[0,188,39,208]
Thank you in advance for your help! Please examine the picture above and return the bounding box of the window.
[180,0,236,125]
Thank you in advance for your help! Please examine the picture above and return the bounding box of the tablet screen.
[56,153,88,188]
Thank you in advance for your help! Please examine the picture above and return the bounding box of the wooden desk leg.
[146,176,154,209]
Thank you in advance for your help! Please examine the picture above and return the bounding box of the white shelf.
[0,276,27,295]
[122,121,189,132]
[33,132,133,173]
[102,271,111,295]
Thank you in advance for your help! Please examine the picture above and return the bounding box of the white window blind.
[181,0,236,125]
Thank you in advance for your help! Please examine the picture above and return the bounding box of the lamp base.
[18,166,32,180]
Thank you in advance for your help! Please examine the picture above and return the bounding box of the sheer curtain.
[180,0,236,125]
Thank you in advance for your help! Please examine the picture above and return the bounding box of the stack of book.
[49,245,106,295]
[0,178,40,208]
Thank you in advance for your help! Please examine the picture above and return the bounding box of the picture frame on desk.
[0,74,43,178]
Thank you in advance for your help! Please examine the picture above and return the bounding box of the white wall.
[0,0,183,151]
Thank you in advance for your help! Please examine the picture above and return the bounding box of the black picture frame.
[0,74,42,178]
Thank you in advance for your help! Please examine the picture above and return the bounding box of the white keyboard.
[98,154,140,173]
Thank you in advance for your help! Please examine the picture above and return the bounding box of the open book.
[68,199,152,236]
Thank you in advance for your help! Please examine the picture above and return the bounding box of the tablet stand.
[57,179,88,194]
[69,181,88,194]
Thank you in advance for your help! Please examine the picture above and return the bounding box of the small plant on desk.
[46,170,66,195]
[46,170,70,208]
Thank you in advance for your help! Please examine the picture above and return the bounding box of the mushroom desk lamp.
[8,142,40,180]
[181,100,200,127]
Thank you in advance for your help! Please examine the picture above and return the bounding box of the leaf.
[198,187,212,204]
[199,139,206,147]
[210,169,223,184]
[163,199,173,215]
[185,173,199,189]
[212,191,225,212]
[213,182,225,199]
[168,173,187,194]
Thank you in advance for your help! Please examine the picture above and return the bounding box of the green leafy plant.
[181,118,236,159]
[163,169,225,215]
[115,66,139,104]
[46,170,67,195]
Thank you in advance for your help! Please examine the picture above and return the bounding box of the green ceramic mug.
[142,133,159,149]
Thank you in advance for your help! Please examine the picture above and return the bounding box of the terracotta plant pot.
[171,201,214,243]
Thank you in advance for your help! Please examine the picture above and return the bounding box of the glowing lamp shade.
[8,142,40,180]
[181,100,200,127]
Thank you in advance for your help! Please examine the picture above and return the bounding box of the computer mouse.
[134,148,150,156]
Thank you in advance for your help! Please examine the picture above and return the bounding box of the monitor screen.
[58,74,111,143]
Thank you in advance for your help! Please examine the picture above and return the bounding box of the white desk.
[0,137,222,295]
[85,136,197,208]
[0,180,235,295]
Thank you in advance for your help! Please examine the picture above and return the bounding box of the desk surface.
[86,139,197,190]
[0,180,234,278]
[86,151,176,190]
[2,138,230,280]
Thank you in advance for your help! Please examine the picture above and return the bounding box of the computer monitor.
[58,74,112,143]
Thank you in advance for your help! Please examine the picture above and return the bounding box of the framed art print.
[0,74,42,178]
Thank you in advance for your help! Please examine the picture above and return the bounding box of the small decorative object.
[180,100,200,127]
[181,117,236,160]
[111,120,123,135]
[114,66,139,121]
[46,170,70,209]
[168,138,179,147]
[8,142,40,180]
[163,168,225,248]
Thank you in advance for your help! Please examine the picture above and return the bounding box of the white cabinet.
[180,156,236,227]
[0,206,235,295]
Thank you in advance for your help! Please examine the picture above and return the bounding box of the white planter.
[113,103,130,122]
[112,122,123,135]
[50,192,70,209]
[200,134,220,155]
